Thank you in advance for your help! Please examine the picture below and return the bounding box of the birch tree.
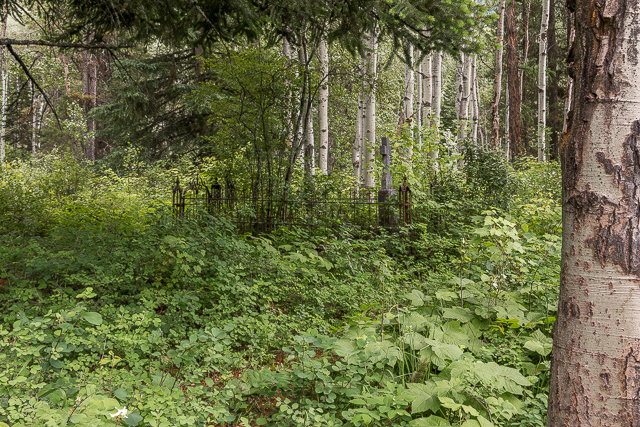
[421,51,432,127]
[537,0,550,162]
[404,42,415,158]
[363,29,377,189]
[0,4,6,163]
[490,0,506,149]
[505,0,522,158]
[432,51,442,130]
[547,0,640,422]
[318,38,329,175]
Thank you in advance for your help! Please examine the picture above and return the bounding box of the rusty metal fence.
[171,176,412,234]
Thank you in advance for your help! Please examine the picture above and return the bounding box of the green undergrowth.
[0,154,561,426]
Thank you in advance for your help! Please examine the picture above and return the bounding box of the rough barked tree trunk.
[506,0,522,159]
[363,29,377,189]
[537,0,550,162]
[318,38,329,175]
[547,0,640,424]
[404,42,415,158]
[491,0,506,150]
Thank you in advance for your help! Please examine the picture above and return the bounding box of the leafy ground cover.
[0,153,561,426]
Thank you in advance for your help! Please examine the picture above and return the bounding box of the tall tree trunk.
[455,53,464,126]
[353,91,363,183]
[505,76,510,157]
[363,29,378,189]
[87,53,97,161]
[490,0,506,149]
[318,38,329,175]
[537,0,550,162]
[471,55,479,146]
[506,0,522,159]
[520,0,532,153]
[283,36,293,147]
[547,0,560,160]
[431,51,443,130]
[458,53,471,143]
[404,42,415,158]
[299,44,314,180]
[422,52,432,126]
[547,0,640,423]
[30,81,37,157]
[0,2,7,163]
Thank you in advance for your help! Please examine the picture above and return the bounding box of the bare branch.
[6,44,60,128]
[0,38,128,49]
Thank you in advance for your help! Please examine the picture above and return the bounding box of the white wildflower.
[492,283,498,289]
[110,407,128,418]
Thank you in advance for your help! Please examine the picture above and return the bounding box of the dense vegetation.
[0,150,561,426]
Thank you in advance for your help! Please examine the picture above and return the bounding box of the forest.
[0,0,637,426]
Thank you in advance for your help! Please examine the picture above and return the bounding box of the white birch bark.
[547,0,640,422]
[353,91,363,183]
[422,52,432,127]
[404,43,415,158]
[0,72,6,163]
[363,30,378,189]
[431,51,443,129]
[318,38,329,175]
[458,53,472,143]
[490,0,506,149]
[30,81,37,157]
[562,78,573,135]
[417,53,422,149]
[537,0,550,162]
[471,55,479,146]
[455,53,464,125]
[283,36,293,147]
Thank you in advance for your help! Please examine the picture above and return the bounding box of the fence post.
[399,176,412,226]
[378,137,398,227]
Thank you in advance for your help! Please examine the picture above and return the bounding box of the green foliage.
[0,156,560,426]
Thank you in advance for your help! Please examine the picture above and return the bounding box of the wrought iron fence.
[171,177,412,234]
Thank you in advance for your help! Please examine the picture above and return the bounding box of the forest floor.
[0,154,561,427]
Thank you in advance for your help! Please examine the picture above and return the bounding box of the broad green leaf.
[442,307,475,323]
[410,415,451,426]
[82,312,103,326]
[125,411,144,426]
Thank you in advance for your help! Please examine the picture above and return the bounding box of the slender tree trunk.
[431,51,443,130]
[299,44,314,179]
[471,55,479,146]
[422,52,432,126]
[86,53,97,161]
[490,0,506,149]
[547,0,559,160]
[353,91,363,183]
[547,1,640,423]
[455,53,464,126]
[363,29,378,189]
[283,36,293,147]
[537,0,550,162]
[458,53,471,143]
[404,42,415,158]
[30,81,37,157]
[506,0,522,159]
[417,51,422,149]
[505,77,510,157]
[0,3,7,163]
[318,38,329,175]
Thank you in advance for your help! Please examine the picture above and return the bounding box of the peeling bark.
[548,0,640,424]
